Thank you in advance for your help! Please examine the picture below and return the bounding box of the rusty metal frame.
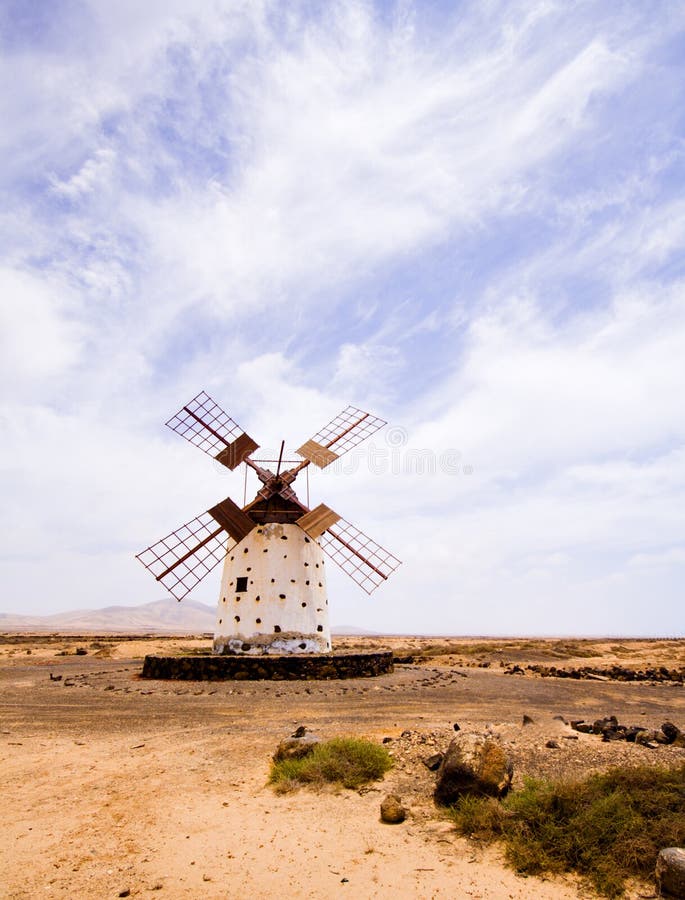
[165,391,257,461]
[135,510,234,601]
[319,517,402,594]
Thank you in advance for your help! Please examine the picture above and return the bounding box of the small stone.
[522,714,535,726]
[453,722,460,731]
[118,890,131,898]
[291,725,307,738]
[423,752,444,771]
[382,736,393,744]
[656,847,685,898]
[380,794,406,824]
[545,739,560,749]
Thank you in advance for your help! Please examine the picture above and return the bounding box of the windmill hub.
[136,392,401,657]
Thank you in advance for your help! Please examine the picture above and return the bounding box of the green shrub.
[269,737,393,793]
[447,763,685,897]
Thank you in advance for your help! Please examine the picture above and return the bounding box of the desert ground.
[2,634,684,899]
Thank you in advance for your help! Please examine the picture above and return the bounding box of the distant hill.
[0,599,215,633]
[0,600,372,636]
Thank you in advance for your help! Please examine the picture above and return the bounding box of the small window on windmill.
[235,576,248,593]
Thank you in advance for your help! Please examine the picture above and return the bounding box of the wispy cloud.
[1,1,683,634]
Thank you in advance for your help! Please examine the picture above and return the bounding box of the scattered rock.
[655,847,685,898]
[452,723,460,732]
[553,715,568,724]
[49,673,62,682]
[272,736,319,762]
[382,736,393,744]
[528,663,685,684]
[661,723,683,745]
[504,665,525,675]
[434,733,513,806]
[422,753,444,771]
[380,794,406,824]
[545,740,560,749]
[118,890,130,898]
[571,721,594,734]
[291,725,307,738]
[522,714,535,726]
[75,648,88,656]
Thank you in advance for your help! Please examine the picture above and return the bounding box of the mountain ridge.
[0,600,372,635]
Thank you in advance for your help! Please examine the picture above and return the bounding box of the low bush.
[448,762,685,897]
[269,737,393,793]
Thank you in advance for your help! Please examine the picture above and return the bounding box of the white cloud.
[0,2,683,635]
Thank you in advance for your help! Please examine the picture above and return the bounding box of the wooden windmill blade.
[166,390,259,470]
[135,502,252,601]
[296,406,386,469]
[318,516,402,594]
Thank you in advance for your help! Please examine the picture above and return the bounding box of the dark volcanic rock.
[422,753,444,771]
[434,733,513,806]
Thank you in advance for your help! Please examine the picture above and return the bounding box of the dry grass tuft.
[269,737,393,793]
[448,762,685,897]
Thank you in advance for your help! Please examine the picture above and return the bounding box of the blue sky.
[1,0,684,635]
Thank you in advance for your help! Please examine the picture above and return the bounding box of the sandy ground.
[2,634,684,900]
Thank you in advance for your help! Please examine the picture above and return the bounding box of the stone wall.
[141,651,393,681]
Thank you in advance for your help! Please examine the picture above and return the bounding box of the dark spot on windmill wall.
[271,578,275,583]
[301,602,307,607]
[279,594,286,599]
[304,536,310,543]
[317,625,323,632]
[236,576,248,592]
[256,618,261,624]
[243,548,249,553]
[280,535,288,540]
[246,566,252,572]
[299,643,307,649]
[219,618,222,624]
[305,580,310,585]
[274,625,281,633]
[255,595,260,601]
[290,578,296,583]
[318,582,322,587]
[241,643,251,651]
[304,562,309,567]
[234,615,240,622]
[263,549,268,553]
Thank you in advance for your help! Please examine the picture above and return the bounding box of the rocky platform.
[141,650,394,680]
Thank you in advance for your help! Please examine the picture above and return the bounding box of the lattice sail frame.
[303,406,387,459]
[319,517,401,594]
[135,511,234,601]
[165,391,247,458]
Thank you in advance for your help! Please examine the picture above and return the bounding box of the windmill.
[136,392,401,655]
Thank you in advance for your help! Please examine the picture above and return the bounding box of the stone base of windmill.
[140,650,393,680]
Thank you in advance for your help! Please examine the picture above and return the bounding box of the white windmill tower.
[136,392,401,655]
